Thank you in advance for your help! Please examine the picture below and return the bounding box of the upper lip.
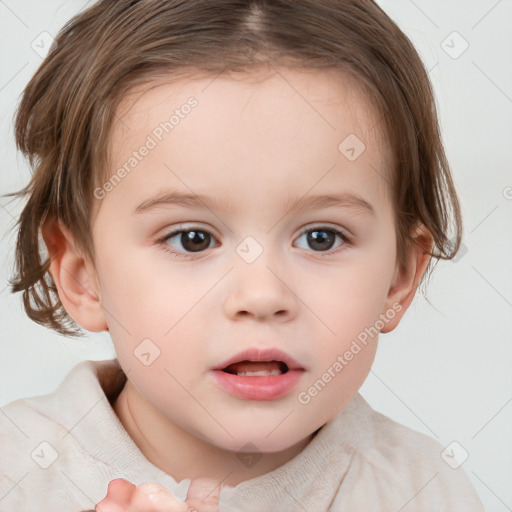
[212,347,305,371]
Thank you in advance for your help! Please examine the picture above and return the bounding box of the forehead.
[99,68,392,219]
[115,67,383,135]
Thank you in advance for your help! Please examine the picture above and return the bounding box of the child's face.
[89,68,403,453]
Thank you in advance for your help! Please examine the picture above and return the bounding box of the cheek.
[300,249,396,338]
[96,251,216,379]
[293,238,397,400]
[96,243,215,333]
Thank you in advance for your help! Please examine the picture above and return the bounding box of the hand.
[95,477,222,512]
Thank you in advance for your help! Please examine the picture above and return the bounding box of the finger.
[128,481,187,512]
[185,478,222,512]
[95,502,125,512]
[96,479,136,511]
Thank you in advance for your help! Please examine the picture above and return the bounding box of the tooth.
[237,370,282,377]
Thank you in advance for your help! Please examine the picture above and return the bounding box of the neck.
[113,379,313,487]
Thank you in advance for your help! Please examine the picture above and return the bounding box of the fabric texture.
[0,359,484,511]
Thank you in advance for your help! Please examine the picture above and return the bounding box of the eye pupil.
[181,231,210,252]
[308,230,335,251]
[166,227,343,256]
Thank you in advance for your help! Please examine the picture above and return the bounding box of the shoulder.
[0,395,91,511]
[0,359,123,449]
[0,359,125,511]
[327,394,485,511]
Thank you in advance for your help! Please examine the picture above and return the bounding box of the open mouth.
[212,351,305,400]
[221,360,289,377]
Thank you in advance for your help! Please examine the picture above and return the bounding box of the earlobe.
[42,220,108,332]
[380,225,433,333]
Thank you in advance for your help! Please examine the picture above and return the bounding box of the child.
[0,0,486,510]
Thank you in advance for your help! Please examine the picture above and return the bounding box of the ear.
[380,225,433,333]
[41,219,108,332]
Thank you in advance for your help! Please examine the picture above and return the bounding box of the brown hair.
[7,0,462,336]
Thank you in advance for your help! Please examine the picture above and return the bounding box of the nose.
[223,256,298,323]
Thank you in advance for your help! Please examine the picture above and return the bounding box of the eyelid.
[160,227,217,242]
[156,224,219,258]
[297,222,349,235]
[156,223,352,259]
[296,223,352,242]
[294,225,351,253]
[158,223,219,240]
[157,223,350,241]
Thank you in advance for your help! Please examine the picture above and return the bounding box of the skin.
[95,477,221,511]
[43,68,431,508]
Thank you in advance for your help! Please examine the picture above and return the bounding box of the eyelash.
[156,225,351,259]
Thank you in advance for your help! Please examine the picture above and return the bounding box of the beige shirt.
[0,359,484,511]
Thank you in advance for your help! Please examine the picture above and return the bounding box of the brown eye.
[295,227,347,252]
[307,230,336,251]
[164,229,215,253]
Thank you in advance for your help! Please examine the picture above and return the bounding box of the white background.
[1,1,511,510]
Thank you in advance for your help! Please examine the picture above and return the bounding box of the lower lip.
[211,369,304,401]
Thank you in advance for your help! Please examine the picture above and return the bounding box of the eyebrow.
[133,190,375,216]
[284,193,375,216]
[133,191,231,214]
